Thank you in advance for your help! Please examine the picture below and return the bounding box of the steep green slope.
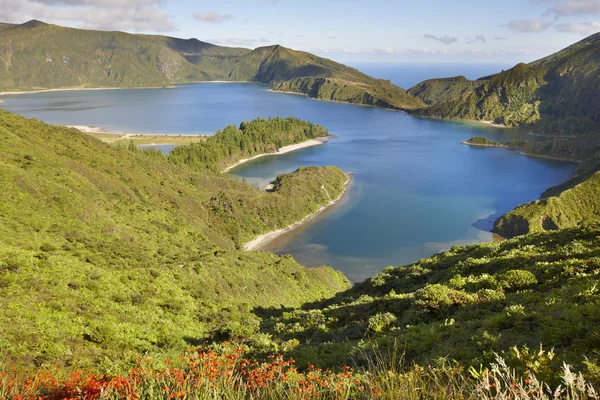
[260,226,600,380]
[414,32,600,135]
[407,75,485,105]
[415,63,545,127]
[0,20,249,90]
[494,172,600,237]
[0,21,424,110]
[229,45,425,110]
[0,110,350,369]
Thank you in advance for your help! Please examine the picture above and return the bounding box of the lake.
[0,69,575,282]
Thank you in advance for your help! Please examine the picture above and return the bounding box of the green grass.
[0,109,350,371]
[257,226,600,384]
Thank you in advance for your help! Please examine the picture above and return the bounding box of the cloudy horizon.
[2,0,599,63]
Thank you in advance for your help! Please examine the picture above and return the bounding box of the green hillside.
[413,33,600,135]
[0,109,350,370]
[229,45,425,109]
[0,20,249,90]
[259,225,600,382]
[407,75,486,105]
[494,172,600,237]
[0,21,424,110]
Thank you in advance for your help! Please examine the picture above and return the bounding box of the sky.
[2,0,600,63]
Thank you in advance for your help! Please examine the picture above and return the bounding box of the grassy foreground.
[3,346,597,399]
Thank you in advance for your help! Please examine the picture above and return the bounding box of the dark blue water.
[0,77,575,282]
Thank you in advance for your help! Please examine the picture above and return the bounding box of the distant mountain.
[407,75,487,105]
[226,45,424,109]
[0,20,249,89]
[0,20,423,110]
[412,33,600,135]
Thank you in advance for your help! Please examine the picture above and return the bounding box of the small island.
[460,136,503,147]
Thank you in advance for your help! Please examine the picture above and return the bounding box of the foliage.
[494,172,600,237]
[3,347,598,399]
[413,32,600,136]
[272,76,425,110]
[260,225,600,384]
[407,75,486,105]
[169,117,328,173]
[0,109,350,370]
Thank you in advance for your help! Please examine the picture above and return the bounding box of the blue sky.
[4,0,600,63]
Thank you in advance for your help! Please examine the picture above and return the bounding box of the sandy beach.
[222,136,331,173]
[244,174,352,251]
[69,125,207,145]
[480,120,509,128]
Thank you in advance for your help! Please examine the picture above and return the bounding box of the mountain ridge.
[0,20,424,110]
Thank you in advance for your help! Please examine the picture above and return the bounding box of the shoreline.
[0,81,255,97]
[461,141,581,164]
[268,88,405,112]
[69,125,208,145]
[244,174,352,251]
[222,136,332,173]
[0,86,175,96]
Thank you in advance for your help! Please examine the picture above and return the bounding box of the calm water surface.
[1,77,575,282]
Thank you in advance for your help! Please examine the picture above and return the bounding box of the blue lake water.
[0,75,575,282]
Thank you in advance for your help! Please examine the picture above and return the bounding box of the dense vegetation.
[407,75,486,105]
[412,32,600,136]
[4,346,597,399]
[0,109,350,371]
[495,172,600,237]
[168,117,329,173]
[0,21,424,111]
[414,63,545,127]
[272,76,424,110]
[257,226,600,386]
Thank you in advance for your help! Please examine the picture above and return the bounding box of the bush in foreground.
[2,346,597,400]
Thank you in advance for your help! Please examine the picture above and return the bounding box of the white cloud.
[422,33,458,45]
[546,0,600,17]
[208,37,269,47]
[1,0,175,32]
[556,21,600,34]
[466,35,486,44]
[192,13,233,23]
[504,19,552,33]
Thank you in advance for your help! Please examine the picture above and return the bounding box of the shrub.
[413,284,474,312]
[499,270,538,291]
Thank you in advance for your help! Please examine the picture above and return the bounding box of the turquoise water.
[0,80,575,282]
